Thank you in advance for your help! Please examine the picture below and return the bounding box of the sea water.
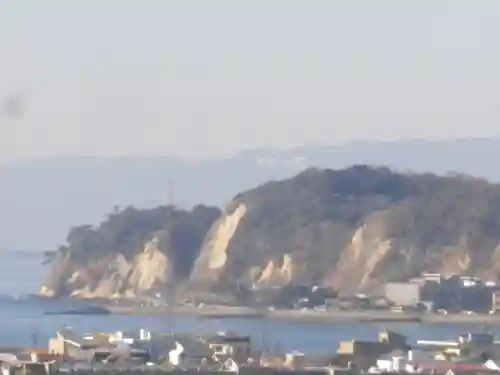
[0,251,497,354]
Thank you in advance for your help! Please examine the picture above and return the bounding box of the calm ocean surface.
[0,251,499,354]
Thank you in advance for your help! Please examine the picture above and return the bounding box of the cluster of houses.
[49,327,259,371]
[5,328,500,375]
[0,328,259,374]
[384,273,500,313]
[327,330,500,375]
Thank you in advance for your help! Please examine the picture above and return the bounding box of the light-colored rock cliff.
[40,204,220,298]
[328,213,395,294]
[40,237,173,298]
[254,254,294,286]
[190,203,247,283]
[125,237,172,297]
[41,166,500,297]
[186,166,500,294]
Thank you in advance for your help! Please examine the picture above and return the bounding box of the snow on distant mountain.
[2,138,500,250]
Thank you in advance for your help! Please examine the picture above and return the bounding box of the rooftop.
[204,333,251,344]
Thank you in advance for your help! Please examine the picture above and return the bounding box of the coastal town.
[101,271,500,323]
[5,271,500,375]
[1,271,493,375]
[5,325,500,375]
[3,1,500,375]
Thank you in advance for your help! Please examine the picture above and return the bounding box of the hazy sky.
[0,0,499,163]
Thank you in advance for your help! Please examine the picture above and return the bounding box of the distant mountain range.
[2,137,500,250]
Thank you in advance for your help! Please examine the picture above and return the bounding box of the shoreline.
[103,305,500,325]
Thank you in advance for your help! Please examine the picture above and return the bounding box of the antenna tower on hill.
[168,180,174,209]
[167,179,174,332]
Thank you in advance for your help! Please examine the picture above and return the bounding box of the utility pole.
[167,180,175,210]
[31,325,37,348]
[167,179,173,333]
[167,283,173,333]
[260,304,268,354]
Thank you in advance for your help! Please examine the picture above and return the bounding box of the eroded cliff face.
[190,207,500,294]
[327,212,395,294]
[255,254,294,286]
[40,204,220,298]
[40,237,173,298]
[42,167,500,297]
[187,167,500,294]
[190,205,398,292]
[190,203,247,284]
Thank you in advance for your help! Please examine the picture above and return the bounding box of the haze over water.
[0,252,495,354]
[0,251,45,295]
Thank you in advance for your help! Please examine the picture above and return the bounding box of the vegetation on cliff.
[41,204,220,297]
[42,165,500,297]
[191,166,500,293]
[60,205,220,268]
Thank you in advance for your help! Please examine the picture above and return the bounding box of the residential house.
[135,334,216,369]
[443,365,497,375]
[203,332,255,363]
[0,352,57,375]
[48,328,108,360]
[335,330,409,370]
[373,350,414,373]
[167,336,216,370]
[485,359,500,372]
[284,351,333,370]
[48,327,146,366]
